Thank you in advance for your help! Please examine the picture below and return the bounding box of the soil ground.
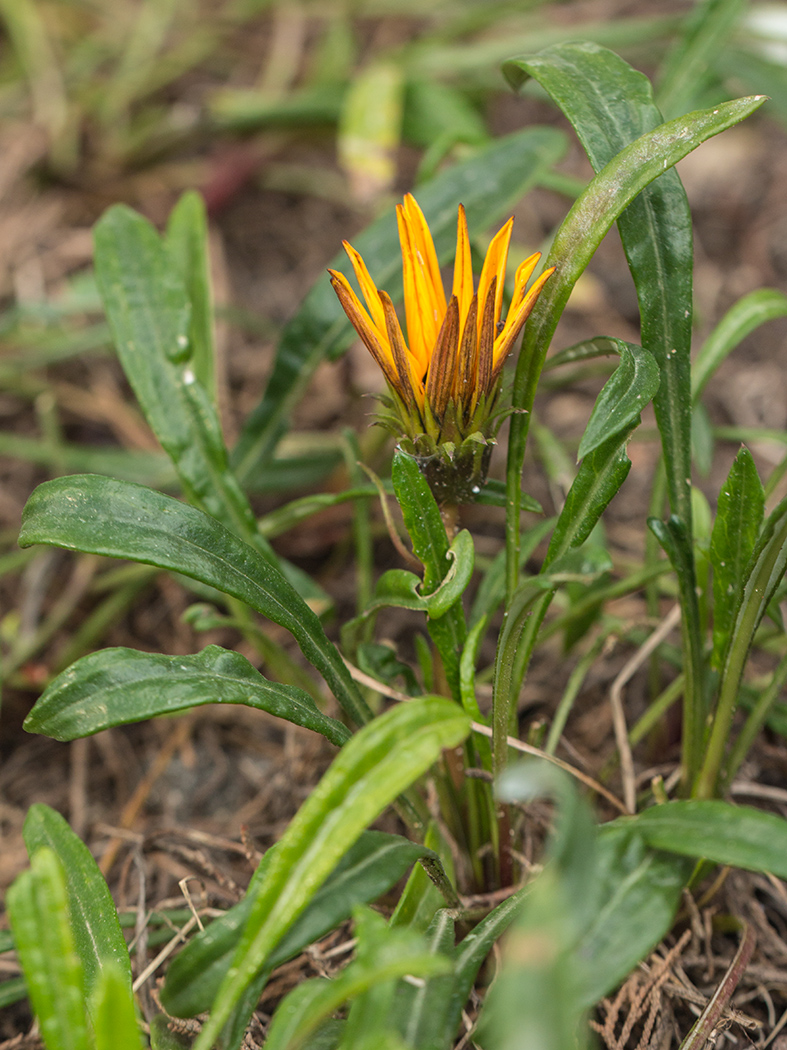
[3,1,787,1046]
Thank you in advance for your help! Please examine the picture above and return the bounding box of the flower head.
[329,194,554,502]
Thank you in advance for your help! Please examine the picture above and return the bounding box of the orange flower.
[329,193,554,444]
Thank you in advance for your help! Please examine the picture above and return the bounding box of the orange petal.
[329,270,397,388]
[491,265,555,377]
[402,194,447,317]
[397,203,437,377]
[505,252,542,319]
[342,241,386,334]
[476,218,513,340]
[451,204,473,323]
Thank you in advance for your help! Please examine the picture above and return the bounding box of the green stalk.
[723,650,787,793]
[695,503,787,797]
[505,94,766,604]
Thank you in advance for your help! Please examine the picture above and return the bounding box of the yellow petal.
[476,218,513,340]
[342,240,386,334]
[451,203,473,323]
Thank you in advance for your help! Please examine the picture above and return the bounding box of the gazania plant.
[330,194,554,503]
[8,33,787,1050]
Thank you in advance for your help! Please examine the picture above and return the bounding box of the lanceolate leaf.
[94,205,255,543]
[263,908,450,1050]
[692,289,787,401]
[24,646,350,747]
[19,475,371,727]
[22,805,132,1002]
[392,450,468,700]
[576,341,659,460]
[232,127,567,480]
[545,428,634,570]
[192,698,470,1050]
[504,42,696,527]
[503,48,763,599]
[165,190,216,401]
[92,964,144,1050]
[697,493,787,796]
[162,832,432,1018]
[367,530,474,620]
[94,203,322,604]
[389,909,455,1050]
[7,848,89,1050]
[710,448,764,669]
[616,800,787,879]
[576,826,691,1005]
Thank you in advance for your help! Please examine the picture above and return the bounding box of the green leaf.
[265,908,450,1050]
[94,205,233,528]
[504,47,763,601]
[443,884,530,1042]
[710,448,764,670]
[22,805,132,1002]
[232,126,567,480]
[545,429,634,570]
[389,909,455,1050]
[192,697,470,1049]
[692,289,787,401]
[697,492,787,796]
[390,822,457,936]
[576,340,659,460]
[24,645,350,747]
[7,848,89,1050]
[0,977,27,1010]
[367,530,474,620]
[258,487,376,539]
[496,766,690,1014]
[92,963,143,1050]
[648,515,706,780]
[19,475,371,727]
[504,41,700,528]
[337,61,404,200]
[403,79,486,150]
[165,190,216,400]
[656,0,748,119]
[392,450,468,699]
[94,204,322,605]
[162,831,432,1018]
[619,799,787,878]
[392,450,449,592]
[575,826,691,1005]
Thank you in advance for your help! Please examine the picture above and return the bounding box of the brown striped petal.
[425,296,460,422]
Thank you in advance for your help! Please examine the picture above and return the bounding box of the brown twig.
[677,921,757,1050]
